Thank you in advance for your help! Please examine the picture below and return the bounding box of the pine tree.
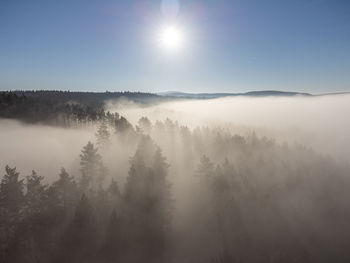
[151,147,172,229]
[9,171,49,263]
[105,111,119,127]
[107,178,120,197]
[148,147,172,254]
[197,155,215,179]
[79,142,103,191]
[0,166,24,262]
[25,170,47,215]
[115,116,134,133]
[0,165,24,214]
[123,140,172,262]
[137,116,152,134]
[59,194,97,263]
[95,120,110,148]
[97,162,108,189]
[49,168,79,225]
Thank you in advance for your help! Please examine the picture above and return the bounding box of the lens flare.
[161,0,180,19]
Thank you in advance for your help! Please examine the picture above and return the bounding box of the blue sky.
[0,0,349,93]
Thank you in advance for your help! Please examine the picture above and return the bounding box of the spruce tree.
[95,120,110,148]
[79,141,103,191]
[25,170,46,215]
[123,139,172,262]
[59,195,97,263]
[0,166,24,262]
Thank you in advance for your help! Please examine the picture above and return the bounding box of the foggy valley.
[1,0,350,262]
[1,91,350,262]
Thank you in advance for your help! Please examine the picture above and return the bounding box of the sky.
[0,0,349,93]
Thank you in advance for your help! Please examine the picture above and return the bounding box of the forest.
[2,0,349,261]
[1,93,350,263]
[0,91,168,126]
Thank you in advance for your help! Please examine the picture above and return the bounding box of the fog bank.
[110,94,350,161]
[0,119,94,179]
[1,94,350,262]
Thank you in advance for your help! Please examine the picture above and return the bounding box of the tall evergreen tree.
[197,155,215,179]
[123,139,172,262]
[59,194,97,263]
[25,170,47,215]
[96,120,110,148]
[79,141,104,191]
[0,166,24,262]
[107,178,120,197]
[115,116,134,133]
[8,171,49,263]
[137,116,152,134]
[49,168,79,225]
[0,166,24,215]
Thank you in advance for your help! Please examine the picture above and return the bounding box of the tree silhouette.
[197,155,215,179]
[137,116,152,134]
[25,170,47,215]
[123,138,172,262]
[107,178,120,197]
[8,171,51,263]
[115,116,134,134]
[96,120,110,148]
[48,168,79,227]
[0,166,24,262]
[0,166,24,215]
[79,141,104,191]
[59,194,97,263]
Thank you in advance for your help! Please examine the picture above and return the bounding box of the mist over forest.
[1,91,350,263]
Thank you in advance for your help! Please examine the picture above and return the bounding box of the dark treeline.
[0,91,167,126]
[0,125,171,263]
[1,113,350,263]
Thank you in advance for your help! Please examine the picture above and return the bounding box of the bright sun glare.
[158,25,184,52]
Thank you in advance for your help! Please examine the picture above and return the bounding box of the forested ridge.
[1,111,350,263]
[0,91,167,126]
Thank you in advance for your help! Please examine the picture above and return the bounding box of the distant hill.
[1,89,348,125]
[7,90,164,106]
[0,90,168,125]
[158,90,312,99]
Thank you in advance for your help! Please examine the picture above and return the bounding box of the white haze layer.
[1,94,350,262]
[109,94,350,162]
[0,94,349,180]
[0,119,95,178]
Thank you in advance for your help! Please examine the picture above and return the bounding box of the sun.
[158,25,184,52]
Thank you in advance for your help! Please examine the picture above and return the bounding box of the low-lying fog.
[110,94,350,161]
[1,94,350,262]
[1,94,349,179]
[0,119,95,177]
